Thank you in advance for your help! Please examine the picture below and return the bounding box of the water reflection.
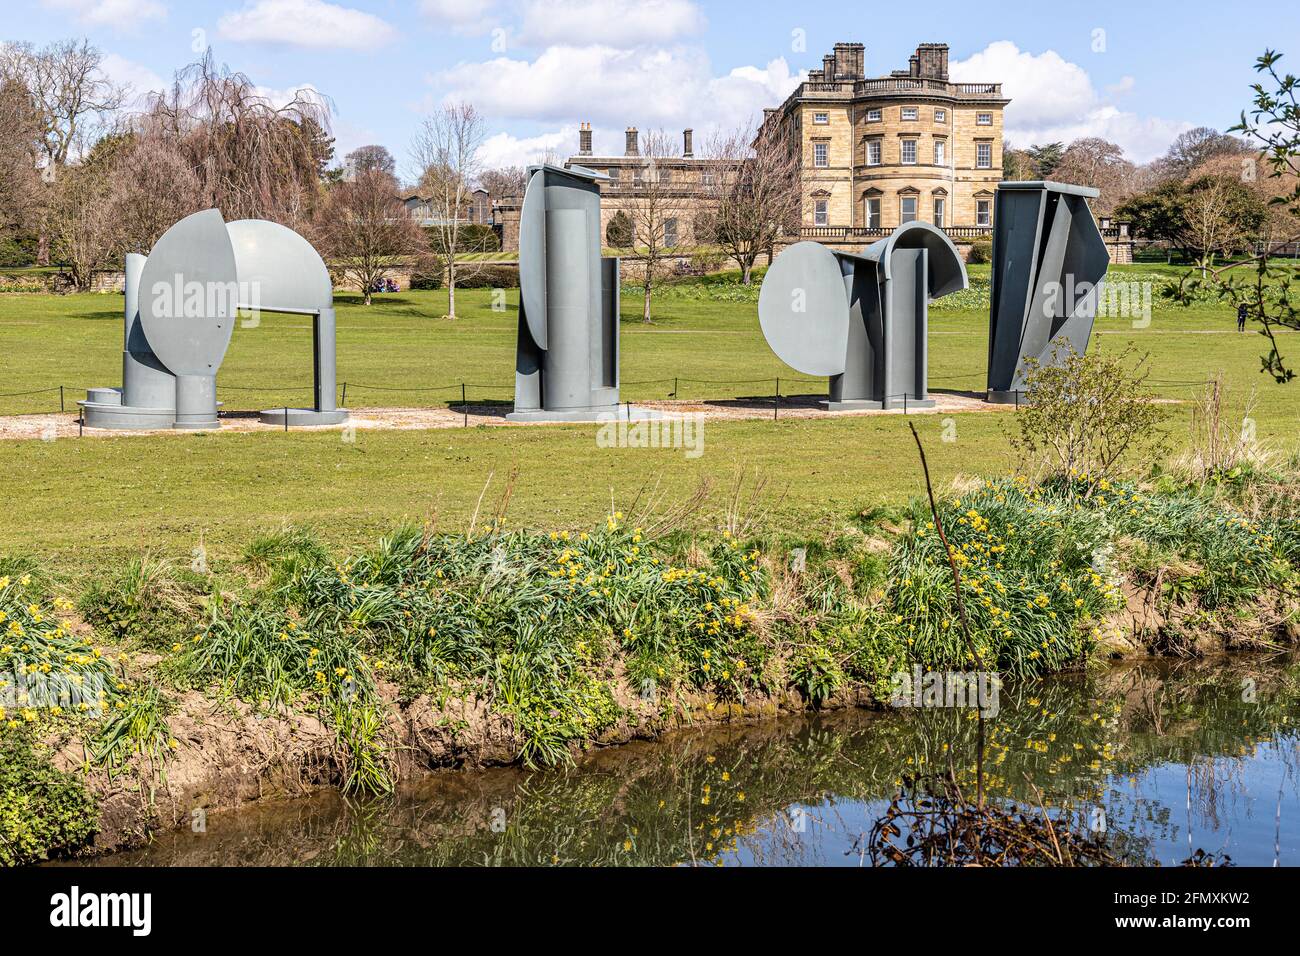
[85,655,1300,866]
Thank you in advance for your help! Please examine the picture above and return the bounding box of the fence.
[0,374,1225,431]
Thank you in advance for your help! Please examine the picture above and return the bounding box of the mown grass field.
[1,261,1297,578]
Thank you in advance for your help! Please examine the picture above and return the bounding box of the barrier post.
[59,385,64,412]
[774,378,780,421]
[284,406,289,432]
[462,384,468,427]
[341,382,347,406]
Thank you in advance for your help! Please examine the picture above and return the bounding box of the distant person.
[1237,303,1248,332]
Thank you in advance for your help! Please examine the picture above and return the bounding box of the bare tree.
[345,144,395,178]
[1002,141,1036,180]
[0,39,126,173]
[1052,137,1138,216]
[105,129,204,254]
[2,39,127,264]
[1163,126,1252,178]
[410,102,488,319]
[0,77,43,243]
[1183,173,1248,274]
[621,128,691,321]
[143,50,333,229]
[700,121,799,285]
[46,135,123,289]
[314,169,430,305]
[478,165,527,199]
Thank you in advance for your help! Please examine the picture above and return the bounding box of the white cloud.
[100,53,166,109]
[41,0,167,27]
[331,117,383,165]
[477,127,571,169]
[951,40,1189,162]
[419,0,499,33]
[253,81,331,113]
[518,0,705,47]
[217,0,396,50]
[435,45,799,138]
[1106,75,1136,97]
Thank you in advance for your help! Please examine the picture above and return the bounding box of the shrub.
[1009,346,1170,490]
[0,732,98,866]
[605,211,633,248]
[424,223,499,255]
[409,269,443,290]
[453,263,519,289]
[967,239,992,264]
[0,235,37,269]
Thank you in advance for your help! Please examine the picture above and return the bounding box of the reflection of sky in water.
[74,657,1300,867]
[714,744,1300,867]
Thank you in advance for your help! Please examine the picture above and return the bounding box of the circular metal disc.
[139,209,238,376]
[757,241,849,376]
[226,219,332,314]
[518,170,548,349]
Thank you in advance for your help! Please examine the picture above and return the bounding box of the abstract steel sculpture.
[80,209,347,429]
[509,163,624,422]
[758,221,967,409]
[985,181,1110,403]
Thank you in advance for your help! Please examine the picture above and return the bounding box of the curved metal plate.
[139,209,238,376]
[226,219,332,314]
[862,221,968,299]
[518,169,548,349]
[757,241,849,376]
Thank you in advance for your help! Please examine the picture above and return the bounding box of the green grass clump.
[888,477,1120,679]
[79,555,202,650]
[269,518,772,767]
[89,683,173,775]
[166,598,392,794]
[883,473,1299,677]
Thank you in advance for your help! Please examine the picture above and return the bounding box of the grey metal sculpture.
[985,181,1110,404]
[508,163,623,422]
[758,222,967,409]
[80,209,347,429]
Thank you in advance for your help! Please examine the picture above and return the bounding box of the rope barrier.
[0,374,1229,421]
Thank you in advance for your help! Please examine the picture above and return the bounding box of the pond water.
[85,655,1300,866]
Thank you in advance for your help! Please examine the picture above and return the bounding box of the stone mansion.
[769,41,1007,236]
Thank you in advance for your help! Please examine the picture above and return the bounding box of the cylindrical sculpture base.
[174,375,219,429]
[259,408,349,426]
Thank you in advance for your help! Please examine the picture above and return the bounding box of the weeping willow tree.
[140,50,335,232]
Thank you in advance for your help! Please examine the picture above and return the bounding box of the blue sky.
[10,0,1295,176]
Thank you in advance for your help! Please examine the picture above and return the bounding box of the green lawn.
[1,263,1297,579]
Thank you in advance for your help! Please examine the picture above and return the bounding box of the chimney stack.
[823,53,837,79]
[625,127,639,156]
[833,43,865,80]
[683,128,693,158]
[578,122,592,156]
[914,42,949,80]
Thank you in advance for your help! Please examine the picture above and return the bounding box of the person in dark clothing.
[1237,303,1248,332]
